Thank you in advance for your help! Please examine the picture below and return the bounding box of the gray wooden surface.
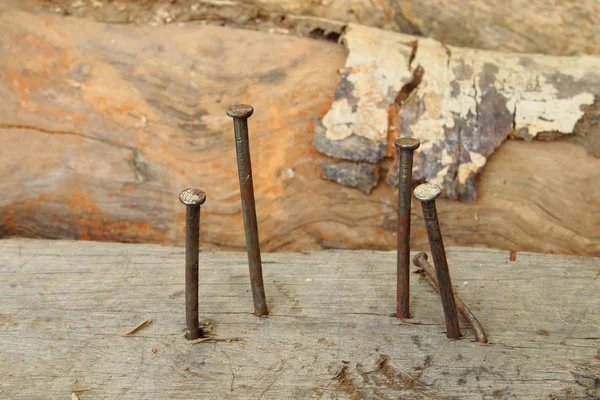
[0,239,599,399]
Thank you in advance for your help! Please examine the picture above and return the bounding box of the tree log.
[0,7,599,256]
[20,0,600,56]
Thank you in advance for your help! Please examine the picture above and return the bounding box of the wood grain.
[0,239,598,398]
[19,0,600,56]
[0,7,598,256]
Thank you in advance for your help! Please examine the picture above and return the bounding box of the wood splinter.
[121,319,152,337]
[412,252,488,343]
[189,337,242,345]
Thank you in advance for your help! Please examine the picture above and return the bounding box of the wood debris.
[122,320,152,336]
[189,337,242,345]
[71,385,92,392]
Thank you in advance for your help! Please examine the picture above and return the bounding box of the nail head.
[227,104,254,119]
[414,183,441,202]
[394,137,420,150]
[412,252,429,265]
[179,188,207,206]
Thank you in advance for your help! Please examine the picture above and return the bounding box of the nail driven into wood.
[414,183,460,339]
[179,188,207,340]
[412,252,487,343]
[394,137,420,319]
[227,104,268,317]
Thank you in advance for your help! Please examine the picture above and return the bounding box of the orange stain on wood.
[0,191,166,244]
[146,144,186,177]
[3,32,82,108]
[80,229,91,240]
[77,220,159,242]
[59,190,165,242]
[123,184,135,193]
[3,214,17,234]
[64,190,100,214]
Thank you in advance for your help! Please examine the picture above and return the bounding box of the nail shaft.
[414,183,460,339]
[413,252,487,343]
[227,104,268,317]
[394,138,420,319]
[180,188,206,340]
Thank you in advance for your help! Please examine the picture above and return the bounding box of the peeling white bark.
[316,24,600,201]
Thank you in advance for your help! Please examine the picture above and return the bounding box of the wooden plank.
[1,239,598,398]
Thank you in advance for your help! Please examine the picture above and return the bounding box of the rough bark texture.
[320,161,379,195]
[25,0,600,56]
[1,239,599,398]
[0,6,599,256]
[317,24,600,201]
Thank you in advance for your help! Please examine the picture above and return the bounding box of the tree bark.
[317,24,600,201]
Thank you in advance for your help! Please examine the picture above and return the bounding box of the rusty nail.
[227,104,268,317]
[414,183,460,339]
[394,137,420,319]
[413,252,487,343]
[179,188,207,340]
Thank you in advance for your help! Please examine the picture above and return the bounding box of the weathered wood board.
[0,6,599,256]
[1,239,599,398]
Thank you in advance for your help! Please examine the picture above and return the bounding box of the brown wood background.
[26,0,600,56]
[0,4,599,256]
